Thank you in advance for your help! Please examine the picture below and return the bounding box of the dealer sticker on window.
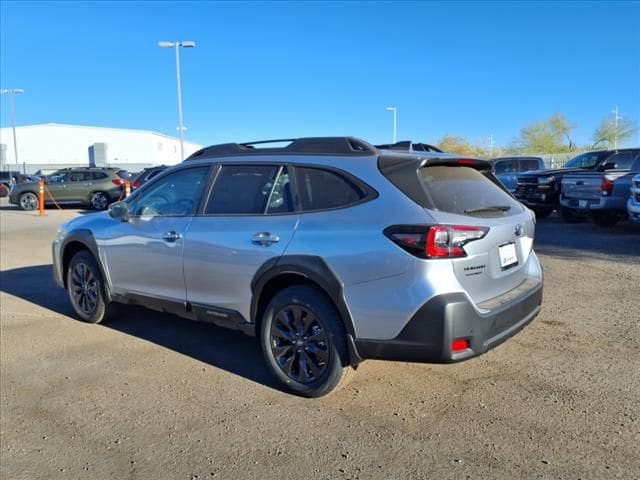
[499,242,518,269]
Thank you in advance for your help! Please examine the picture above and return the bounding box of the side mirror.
[599,161,617,171]
[108,201,129,221]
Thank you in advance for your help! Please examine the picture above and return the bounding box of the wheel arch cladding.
[251,255,358,342]
[61,230,110,301]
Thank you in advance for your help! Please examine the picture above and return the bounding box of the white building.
[0,123,202,173]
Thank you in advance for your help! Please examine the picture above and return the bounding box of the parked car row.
[510,148,640,226]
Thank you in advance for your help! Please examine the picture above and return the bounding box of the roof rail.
[184,137,377,161]
[375,141,443,153]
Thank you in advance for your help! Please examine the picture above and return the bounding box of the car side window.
[205,165,279,214]
[266,167,295,214]
[295,167,366,211]
[128,166,210,217]
[69,171,89,182]
[494,160,515,175]
[89,172,108,180]
[519,159,541,172]
[48,172,68,183]
[607,151,638,170]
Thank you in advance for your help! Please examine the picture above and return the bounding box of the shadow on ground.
[0,264,281,392]
[534,214,640,259]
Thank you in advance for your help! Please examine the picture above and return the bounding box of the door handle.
[162,231,182,242]
[251,232,280,246]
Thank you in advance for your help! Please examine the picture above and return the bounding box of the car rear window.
[519,159,542,172]
[419,166,522,217]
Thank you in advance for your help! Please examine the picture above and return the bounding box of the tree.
[436,135,498,158]
[591,114,638,149]
[514,113,576,154]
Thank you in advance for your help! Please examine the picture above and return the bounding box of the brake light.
[112,178,124,186]
[457,159,476,166]
[385,225,489,259]
[601,177,614,196]
[132,180,141,189]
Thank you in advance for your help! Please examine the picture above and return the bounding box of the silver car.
[52,137,543,397]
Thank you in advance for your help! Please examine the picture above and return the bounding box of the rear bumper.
[354,277,542,363]
[560,196,626,214]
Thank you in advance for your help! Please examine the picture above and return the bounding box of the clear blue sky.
[1,1,639,148]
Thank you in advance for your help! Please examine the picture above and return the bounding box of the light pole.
[385,106,398,144]
[1,88,24,166]
[159,41,196,161]
[611,106,621,149]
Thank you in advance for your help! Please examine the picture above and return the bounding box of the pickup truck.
[491,156,544,193]
[559,148,640,226]
[627,174,640,223]
[514,150,615,219]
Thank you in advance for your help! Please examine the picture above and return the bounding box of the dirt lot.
[1,200,639,480]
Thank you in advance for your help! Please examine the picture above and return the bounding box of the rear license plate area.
[498,242,518,270]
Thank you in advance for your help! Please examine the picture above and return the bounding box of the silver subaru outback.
[52,137,543,397]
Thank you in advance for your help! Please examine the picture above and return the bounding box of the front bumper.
[628,197,640,222]
[354,277,543,363]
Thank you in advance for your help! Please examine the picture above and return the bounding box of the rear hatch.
[380,156,535,305]
[418,165,534,304]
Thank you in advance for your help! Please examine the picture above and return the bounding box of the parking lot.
[1,199,639,480]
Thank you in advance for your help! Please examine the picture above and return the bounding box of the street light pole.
[159,41,196,161]
[611,106,621,149]
[1,88,24,166]
[385,106,398,143]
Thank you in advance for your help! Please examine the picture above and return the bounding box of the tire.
[90,192,110,210]
[260,285,354,397]
[534,208,552,219]
[66,250,117,324]
[591,213,618,228]
[559,206,581,223]
[19,192,39,211]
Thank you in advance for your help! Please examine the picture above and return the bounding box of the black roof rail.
[375,141,443,153]
[185,137,377,161]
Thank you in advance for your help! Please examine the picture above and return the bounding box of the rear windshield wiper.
[464,205,512,214]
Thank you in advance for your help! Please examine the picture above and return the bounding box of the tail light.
[112,178,124,186]
[132,180,141,189]
[601,177,614,196]
[385,225,489,259]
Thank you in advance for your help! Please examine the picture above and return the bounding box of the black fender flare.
[60,229,112,302]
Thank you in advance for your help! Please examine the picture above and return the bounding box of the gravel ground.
[1,200,639,480]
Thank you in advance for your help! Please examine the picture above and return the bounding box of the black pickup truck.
[514,150,616,219]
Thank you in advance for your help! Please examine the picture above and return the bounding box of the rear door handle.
[162,231,182,242]
[251,232,280,246]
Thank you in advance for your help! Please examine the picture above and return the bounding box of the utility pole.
[0,88,24,165]
[611,106,621,149]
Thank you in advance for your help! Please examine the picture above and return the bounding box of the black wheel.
[19,192,38,211]
[559,206,582,223]
[66,250,117,323]
[260,285,354,397]
[591,213,618,227]
[90,192,110,210]
[534,208,552,219]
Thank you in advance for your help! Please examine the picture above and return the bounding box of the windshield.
[564,151,610,169]
[419,166,522,217]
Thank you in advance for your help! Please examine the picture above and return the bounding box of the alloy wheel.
[20,193,38,210]
[70,262,99,314]
[270,305,329,383]
[91,193,108,210]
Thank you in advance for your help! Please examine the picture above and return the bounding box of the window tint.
[565,151,610,169]
[68,171,89,182]
[419,166,522,217]
[89,171,108,180]
[129,166,209,217]
[266,167,295,214]
[606,151,639,170]
[519,159,542,172]
[206,165,279,214]
[494,160,516,175]
[295,167,365,211]
[48,172,68,183]
[147,169,163,180]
